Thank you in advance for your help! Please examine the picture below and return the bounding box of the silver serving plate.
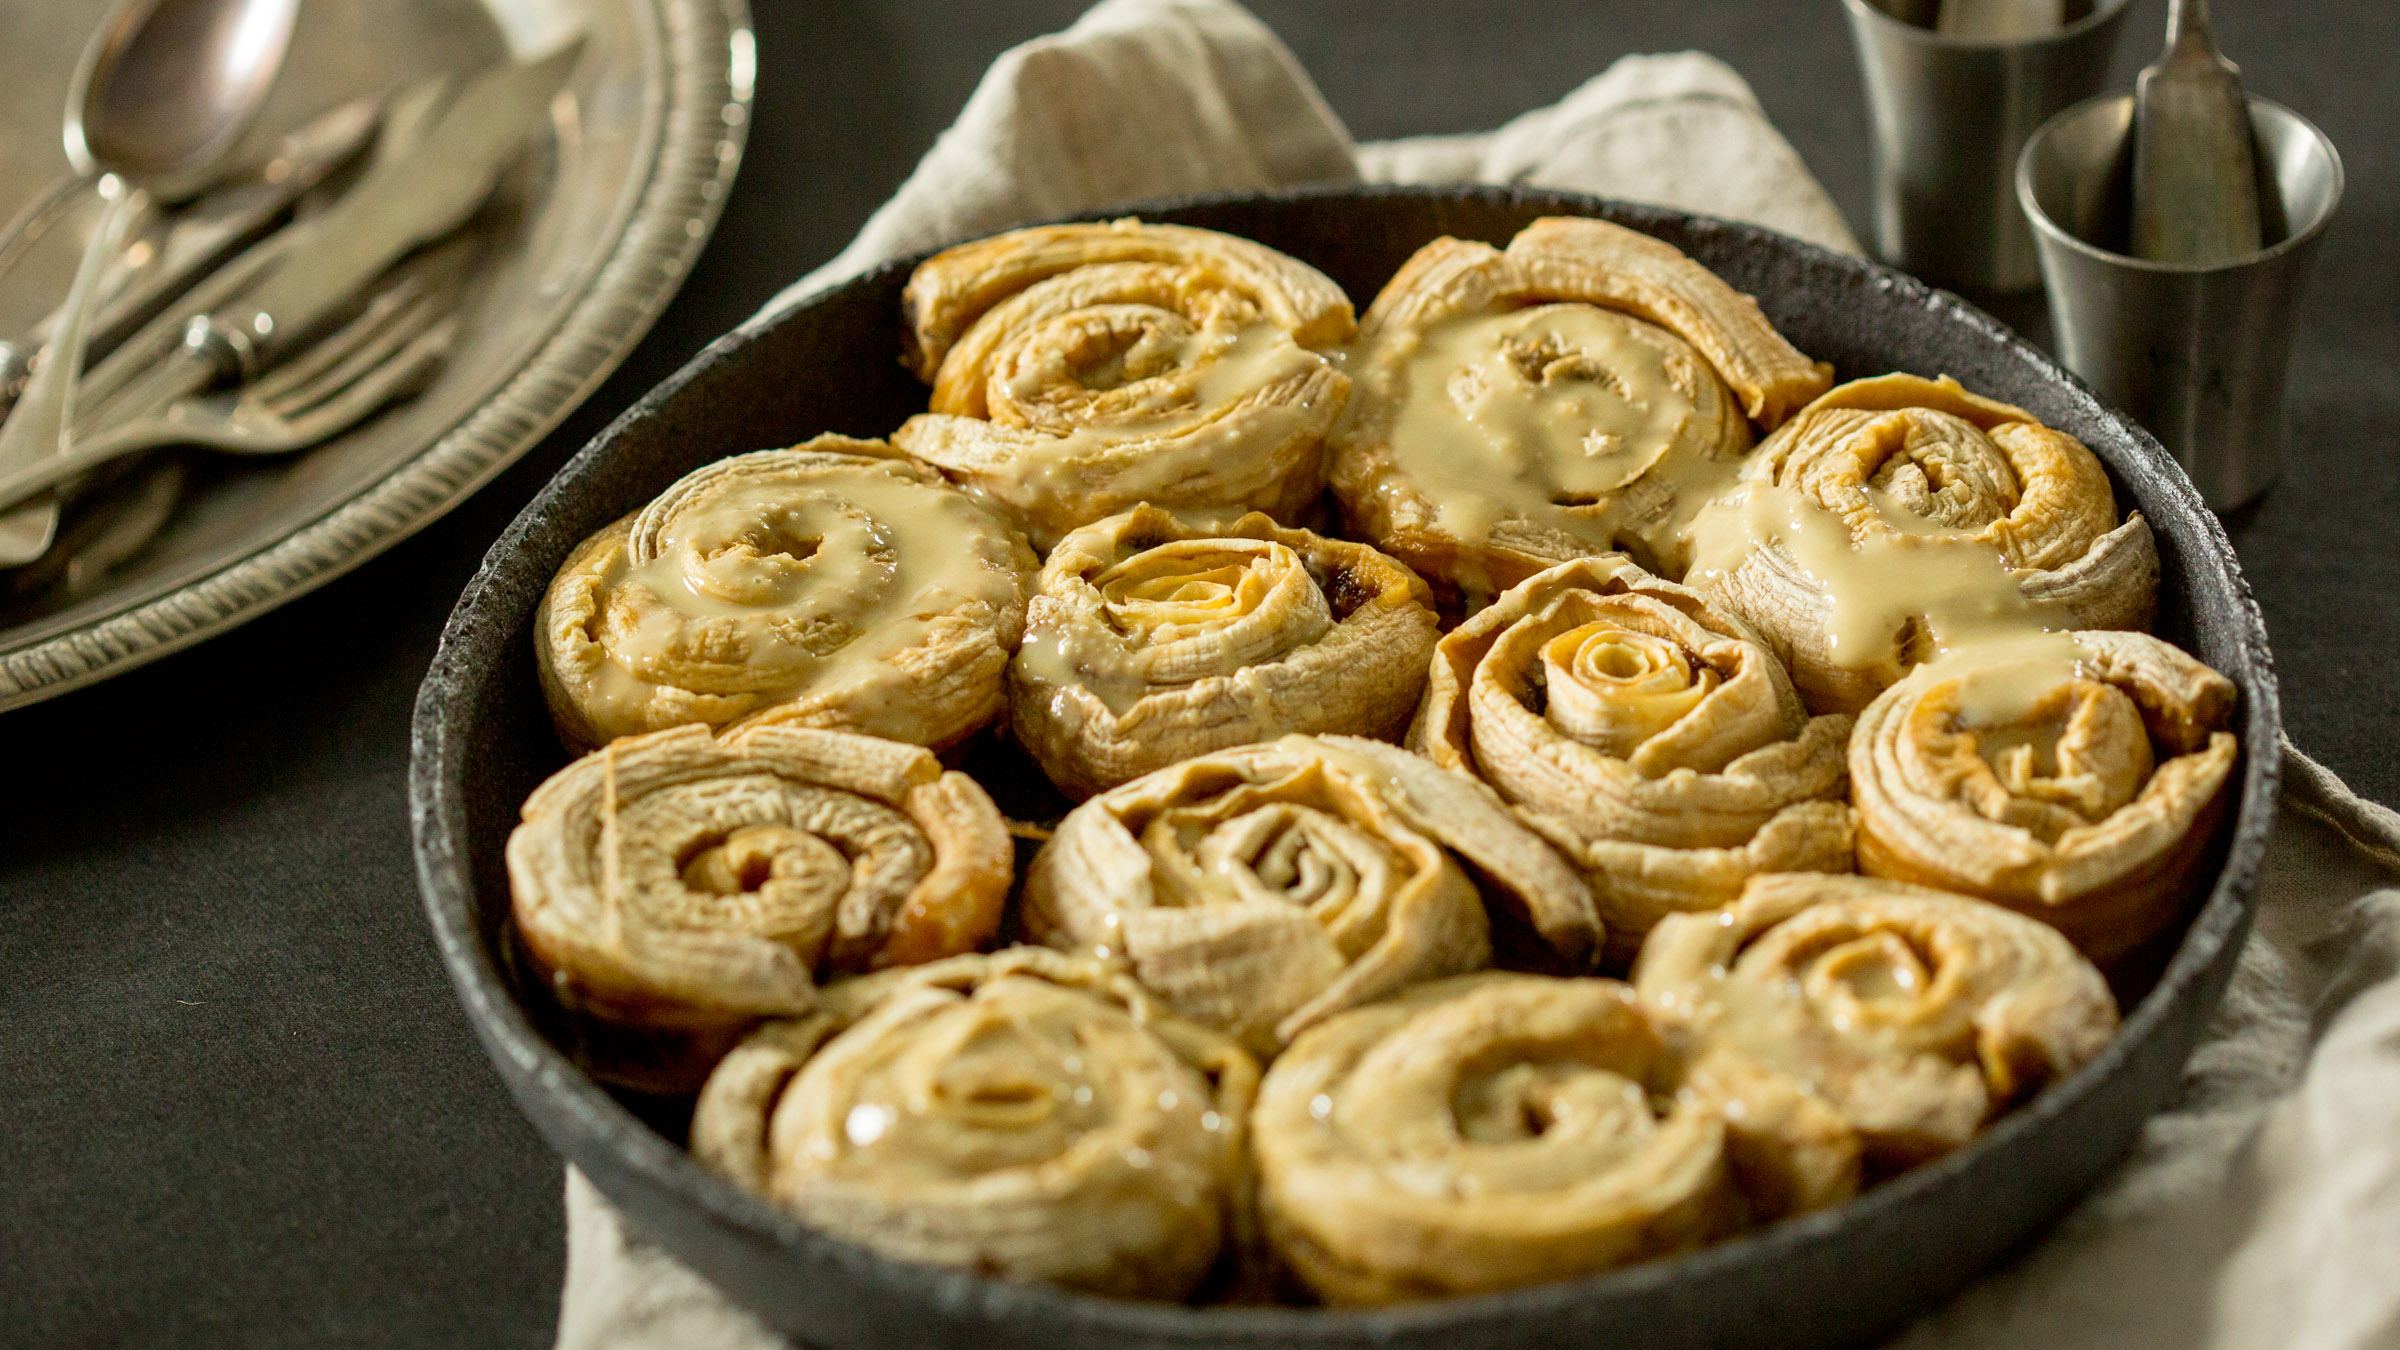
[0,0,752,709]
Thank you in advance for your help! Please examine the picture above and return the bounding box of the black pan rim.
[409,181,2282,1341]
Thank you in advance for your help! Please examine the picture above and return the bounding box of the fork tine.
[278,313,459,442]
[253,225,482,414]
[247,274,431,406]
[260,284,456,418]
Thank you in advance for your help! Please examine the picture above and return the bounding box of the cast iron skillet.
[409,184,2281,1350]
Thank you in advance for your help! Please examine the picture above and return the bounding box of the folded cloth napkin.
[562,4,2400,1348]
[749,0,1857,323]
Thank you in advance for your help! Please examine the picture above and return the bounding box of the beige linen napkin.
[560,5,2400,1348]
[749,0,1856,324]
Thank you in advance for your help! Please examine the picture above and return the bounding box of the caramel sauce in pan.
[1384,316,2097,740]
[1684,484,2081,705]
[1382,305,1749,565]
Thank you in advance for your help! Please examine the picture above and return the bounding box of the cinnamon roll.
[1633,873,2118,1216]
[1687,374,2160,713]
[536,436,1035,754]
[1414,556,1855,962]
[1847,629,2239,961]
[1330,216,1832,608]
[891,220,1354,550]
[1014,506,1440,799]
[506,724,1012,1091]
[1252,973,1740,1304]
[1022,734,1598,1055]
[690,948,1257,1300]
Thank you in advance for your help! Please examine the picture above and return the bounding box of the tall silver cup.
[2018,95,2342,510]
[1841,0,2132,293]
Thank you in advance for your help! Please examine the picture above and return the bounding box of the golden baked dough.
[1014,506,1440,799]
[1252,972,1740,1304]
[535,436,1034,754]
[1330,216,1832,608]
[1022,734,1598,1055]
[689,948,1257,1300]
[1634,873,2119,1217]
[1687,374,2160,713]
[1847,628,2239,962]
[891,219,1354,549]
[506,213,2226,1311]
[506,724,1012,1091]
[1414,555,1855,962]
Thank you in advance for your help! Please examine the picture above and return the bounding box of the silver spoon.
[0,0,300,566]
[2129,0,2265,264]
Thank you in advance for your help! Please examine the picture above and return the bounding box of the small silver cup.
[1841,0,2133,293]
[2018,94,2343,509]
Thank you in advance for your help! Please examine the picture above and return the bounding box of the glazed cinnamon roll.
[1023,734,1597,1055]
[1252,973,1740,1304]
[690,948,1257,1300]
[1633,873,2118,1216]
[891,220,1354,549]
[506,724,1013,1092]
[1687,374,2160,713]
[1414,556,1855,962]
[1330,216,1832,608]
[536,436,1035,754]
[1014,506,1440,799]
[1847,629,2239,962]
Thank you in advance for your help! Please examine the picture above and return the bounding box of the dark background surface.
[0,1,2389,1346]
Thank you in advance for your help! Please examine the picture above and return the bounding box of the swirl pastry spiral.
[1330,216,1832,607]
[536,436,1035,754]
[690,948,1258,1299]
[1252,973,1740,1304]
[1414,556,1856,962]
[506,724,1013,1092]
[891,220,1355,550]
[1023,734,1598,1055]
[1633,873,2118,1216]
[1689,374,2160,713]
[1848,629,2239,962]
[1013,505,1441,799]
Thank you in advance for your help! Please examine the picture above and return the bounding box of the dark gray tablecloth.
[0,2,2389,1345]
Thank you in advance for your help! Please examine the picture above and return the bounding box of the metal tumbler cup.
[1842,0,2133,293]
[2018,93,2343,510]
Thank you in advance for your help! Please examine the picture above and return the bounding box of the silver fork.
[0,248,464,517]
